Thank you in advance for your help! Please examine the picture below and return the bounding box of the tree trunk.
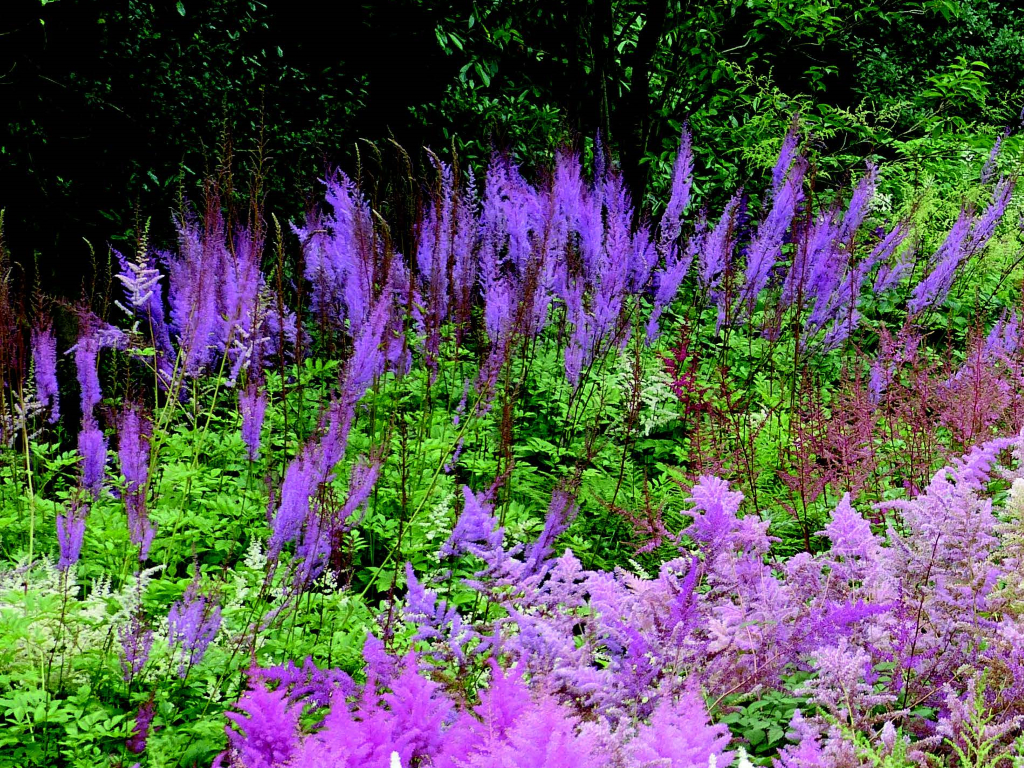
[613,0,669,214]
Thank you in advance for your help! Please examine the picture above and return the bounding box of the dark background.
[3,0,1022,296]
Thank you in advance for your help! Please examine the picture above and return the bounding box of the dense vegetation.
[4,2,1024,767]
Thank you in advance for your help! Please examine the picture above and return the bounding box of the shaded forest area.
[3,0,1024,293]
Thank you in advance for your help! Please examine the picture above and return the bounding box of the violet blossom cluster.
[168,572,223,678]
[217,432,1024,767]
[119,405,155,559]
[217,647,732,768]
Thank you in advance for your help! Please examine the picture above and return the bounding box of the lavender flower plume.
[270,449,319,559]
[119,613,155,682]
[223,682,301,768]
[907,209,972,315]
[965,176,1015,253]
[771,121,801,198]
[119,406,150,491]
[699,191,741,296]
[165,213,221,374]
[908,181,1011,316]
[31,325,59,423]
[404,563,481,665]
[647,226,702,342]
[74,332,102,419]
[239,380,268,462]
[127,698,156,754]
[985,310,1021,359]
[115,248,163,313]
[523,489,579,573]
[740,156,806,313]
[627,693,733,768]
[114,251,175,385]
[338,454,382,527]
[874,243,915,295]
[78,418,107,498]
[168,573,222,677]
[119,406,155,559]
[836,162,877,246]
[270,395,358,560]
[981,128,1010,183]
[295,171,376,332]
[341,290,391,405]
[684,475,744,558]
[71,312,129,418]
[56,501,87,571]
[440,486,504,559]
[658,128,694,252]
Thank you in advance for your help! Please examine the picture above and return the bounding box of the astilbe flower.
[293,453,383,587]
[700,192,742,318]
[440,486,504,559]
[295,171,377,333]
[981,128,1010,183]
[31,324,59,423]
[73,329,103,419]
[127,698,156,754]
[119,612,155,683]
[221,433,1024,767]
[221,644,734,768]
[56,500,88,571]
[626,692,733,768]
[77,419,107,498]
[119,405,155,559]
[239,380,268,462]
[404,564,482,666]
[116,247,176,383]
[168,573,222,677]
[658,127,695,252]
[523,489,579,573]
[907,179,1013,315]
[647,229,700,342]
[72,314,130,497]
[739,154,806,315]
[797,637,895,727]
[984,309,1021,360]
[938,337,1012,445]
[930,675,1023,765]
[220,682,302,768]
[162,206,273,379]
[684,474,746,559]
[256,657,354,711]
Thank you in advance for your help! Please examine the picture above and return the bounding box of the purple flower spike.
[56,501,88,571]
[119,613,155,682]
[31,325,60,423]
[78,419,108,498]
[127,698,156,754]
[239,380,268,462]
[119,406,155,559]
[168,573,222,678]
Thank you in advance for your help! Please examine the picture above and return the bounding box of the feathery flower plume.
[56,500,88,571]
[119,405,155,559]
[658,128,694,252]
[127,698,156,754]
[31,324,59,423]
[239,380,268,462]
[78,419,107,498]
[119,612,155,683]
[168,572,222,677]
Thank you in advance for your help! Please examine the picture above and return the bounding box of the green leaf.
[176,1,186,16]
